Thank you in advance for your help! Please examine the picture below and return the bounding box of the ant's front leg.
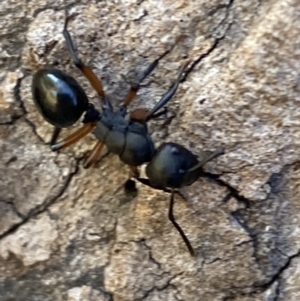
[129,177,195,256]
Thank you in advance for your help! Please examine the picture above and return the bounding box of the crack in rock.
[181,0,234,82]
[0,199,24,220]
[0,158,80,240]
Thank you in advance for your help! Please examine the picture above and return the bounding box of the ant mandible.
[31,6,224,256]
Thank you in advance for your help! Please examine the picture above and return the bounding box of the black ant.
[31,8,224,256]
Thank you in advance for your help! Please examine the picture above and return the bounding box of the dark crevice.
[181,37,222,82]
[0,72,26,125]
[218,230,300,298]
[4,156,18,167]
[13,72,27,103]
[203,257,221,265]
[220,191,232,203]
[13,71,48,143]
[215,160,300,205]
[265,161,300,197]
[111,238,183,300]
[275,247,289,259]
[0,158,80,240]
[254,250,300,291]
[210,0,235,34]
[141,239,162,270]
[200,172,261,270]
[0,116,23,125]
[207,0,234,17]
[23,112,46,145]
[137,272,182,301]
[203,172,250,207]
[0,200,24,219]
[137,0,146,5]
[181,0,234,82]
[119,239,184,300]
[234,239,253,247]
[133,10,148,22]
[221,249,300,299]
[215,162,300,297]
[32,0,83,18]
[230,210,260,267]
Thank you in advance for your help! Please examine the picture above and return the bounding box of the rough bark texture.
[1,0,300,300]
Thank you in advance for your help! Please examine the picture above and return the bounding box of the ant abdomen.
[32,68,89,128]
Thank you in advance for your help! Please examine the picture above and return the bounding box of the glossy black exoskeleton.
[32,68,89,128]
[136,143,224,256]
[31,7,225,257]
[93,110,156,166]
[144,143,224,189]
[31,8,188,168]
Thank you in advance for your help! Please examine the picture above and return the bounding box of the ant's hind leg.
[51,122,97,151]
[62,4,111,109]
[83,141,105,169]
[50,127,62,145]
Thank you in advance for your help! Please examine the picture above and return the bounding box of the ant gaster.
[31,8,224,256]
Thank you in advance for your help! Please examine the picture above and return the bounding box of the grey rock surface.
[0,0,300,300]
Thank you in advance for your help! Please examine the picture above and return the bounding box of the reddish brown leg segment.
[51,122,96,151]
[63,7,111,109]
[80,65,105,99]
[124,88,139,108]
[130,165,140,178]
[123,42,179,108]
[84,141,105,169]
[129,108,149,122]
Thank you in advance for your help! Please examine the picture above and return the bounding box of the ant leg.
[145,60,190,121]
[50,104,99,151]
[50,127,62,145]
[124,179,137,194]
[130,107,168,122]
[63,6,112,110]
[168,189,195,256]
[51,122,97,151]
[135,178,194,255]
[130,166,140,178]
[123,167,140,193]
[123,38,182,108]
[84,141,104,168]
[135,177,171,193]
[148,107,168,119]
